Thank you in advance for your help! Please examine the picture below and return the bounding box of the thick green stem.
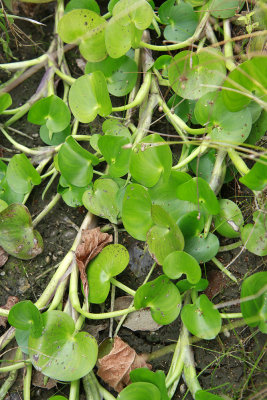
[228,148,250,176]
[110,278,136,296]
[172,141,209,170]
[83,371,101,400]
[0,53,49,71]
[0,349,21,400]
[211,257,238,283]
[69,379,80,400]
[0,126,45,155]
[220,313,243,319]
[32,193,61,227]
[183,327,202,398]
[209,149,227,194]
[218,240,242,252]
[223,20,236,72]
[23,363,32,400]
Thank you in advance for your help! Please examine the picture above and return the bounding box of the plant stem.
[211,257,238,283]
[145,343,176,362]
[228,148,250,176]
[0,349,21,400]
[0,361,29,373]
[223,19,236,72]
[183,327,202,398]
[110,278,136,296]
[23,363,32,400]
[69,379,80,400]
[83,371,101,400]
[218,240,242,252]
[209,149,227,194]
[0,53,49,71]
[32,193,61,227]
[220,313,243,319]
[0,125,44,155]
[172,141,209,170]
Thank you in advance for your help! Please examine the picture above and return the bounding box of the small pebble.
[0,271,5,276]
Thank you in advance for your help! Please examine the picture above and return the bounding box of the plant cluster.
[0,0,266,399]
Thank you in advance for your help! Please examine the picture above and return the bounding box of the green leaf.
[29,310,98,381]
[176,278,209,294]
[190,149,216,182]
[87,244,129,303]
[241,210,267,256]
[15,328,30,354]
[168,48,226,100]
[28,95,70,133]
[154,55,172,78]
[163,251,201,283]
[147,205,184,265]
[58,9,107,62]
[246,110,267,145]
[134,275,181,325]
[158,0,176,24]
[0,204,43,260]
[102,119,131,139]
[195,390,226,400]
[239,157,267,191]
[49,397,68,400]
[214,199,244,238]
[176,177,220,215]
[122,184,153,241]
[162,2,198,42]
[0,199,8,212]
[0,92,12,113]
[69,72,112,123]
[98,135,131,177]
[40,124,71,146]
[181,294,222,339]
[184,233,219,263]
[83,178,119,223]
[118,382,161,400]
[58,136,98,187]
[240,272,267,332]
[58,177,87,207]
[85,55,138,97]
[130,369,170,400]
[177,210,204,239]
[65,0,100,14]
[210,0,244,19]
[6,154,41,194]
[0,177,24,205]
[8,300,42,338]
[167,94,190,123]
[130,134,172,187]
[222,57,267,112]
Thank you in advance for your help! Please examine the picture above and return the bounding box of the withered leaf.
[75,227,113,299]
[0,246,8,267]
[0,296,19,328]
[97,336,151,392]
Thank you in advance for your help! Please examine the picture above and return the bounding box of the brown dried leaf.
[0,246,8,267]
[0,296,19,328]
[97,336,151,392]
[75,227,113,298]
[32,371,57,389]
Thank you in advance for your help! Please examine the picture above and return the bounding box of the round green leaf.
[130,134,172,188]
[102,119,131,139]
[181,294,222,339]
[176,278,209,293]
[29,310,98,381]
[196,390,225,400]
[49,397,68,400]
[15,328,30,354]
[190,148,216,182]
[134,275,181,325]
[168,48,226,100]
[214,199,244,238]
[69,72,112,123]
[65,0,100,14]
[8,300,42,337]
[184,233,219,263]
[28,95,70,133]
[0,92,12,113]
[176,177,220,215]
[122,184,153,241]
[130,369,169,400]
[58,178,87,208]
[87,244,129,303]
[177,210,204,239]
[163,251,201,283]
[98,135,131,177]
[241,211,267,256]
[0,204,43,260]
[40,124,70,146]
[167,94,190,123]
[154,55,172,78]
[0,177,24,205]
[83,178,119,223]
[158,0,176,24]
[118,382,161,400]
[239,157,267,191]
[147,205,184,265]
[247,110,267,145]
[58,9,107,62]
[6,154,41,194]
[240,272,267,331]
[210,0,244,18]
[163,2,198,42]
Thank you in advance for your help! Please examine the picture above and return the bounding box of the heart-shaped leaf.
[40,124,70,146]
[0,204,43,260]
[87,244,129,303]
[130,134,172,188]
[122,184,153,241]
[82,178,120,223]
[58,136,98,187]
[118,382,161,400]
[195,390,226,400]
[163,251,201,284]
[176,278,209,294]
[98,135,131,177]
[147,205,184,265]
[0,177,24,205]
[177,210,204,239]
[214,199,244,238]
[239,157,267,191]
[58,176,88,207]
[65,0,100,14]
[240,272,267,333]
[28,95,70,133]
[102,119,132,139]
[69,72,111,123]
[181,294,222,339]
[210,0,244,18]
[130,369,170,400]
[8,300,42,338]
[241,210,267,256]
[184,233,219,263]
[176,177,220,215]
[134,275,181,325]
[0,92,12,113]
[29,310,98,381]
[6,154,41,194]
[168,48,226,100]
[58,9,107,62]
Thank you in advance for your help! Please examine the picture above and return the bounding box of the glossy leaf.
[190,148,216,183]
[15,328,30,354]
[87,244,129,303]
[210,0,244,18]
[130,134,172,188]
[65,0,100,14]
[130,369,170,400]
[29,310,98,381]
[167,94,190,123]
[184,233,219,263]
[83,178,119,223]
[58,176,88,207]
[122,184,153,241]
[177,210,204,239]
[241,211,267,256]
[247,110,267,145]
[28,95,70,133]
[176,278,209,294]
[102,119,131,140]
[181,294,222,339]
[40,124,70,145]
[58,9,107,62]
[195,390,225,400]
[98,135,131,177]
[0,92,12,113]
[134,275,181,325]
[214,199,244,238]
[168,48,226,100]
[163,251,201,284]
[118,382,161,400]
[69,72,111,123]
[8,300,42,338]
[0,177,24,205]
[239,157,267,191]
[0,204,43,260]
[6,154,41,194]
[162,2,198,42]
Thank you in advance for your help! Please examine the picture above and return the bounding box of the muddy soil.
[0,3,266,400]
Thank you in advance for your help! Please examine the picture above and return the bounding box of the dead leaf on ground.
[75,227,113,299]
[205,270,228,299]
[97,336,151,392]
[32,370,57,389]
[0,246,8,267]
[0,296,19,328]
[114,296,162,332]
